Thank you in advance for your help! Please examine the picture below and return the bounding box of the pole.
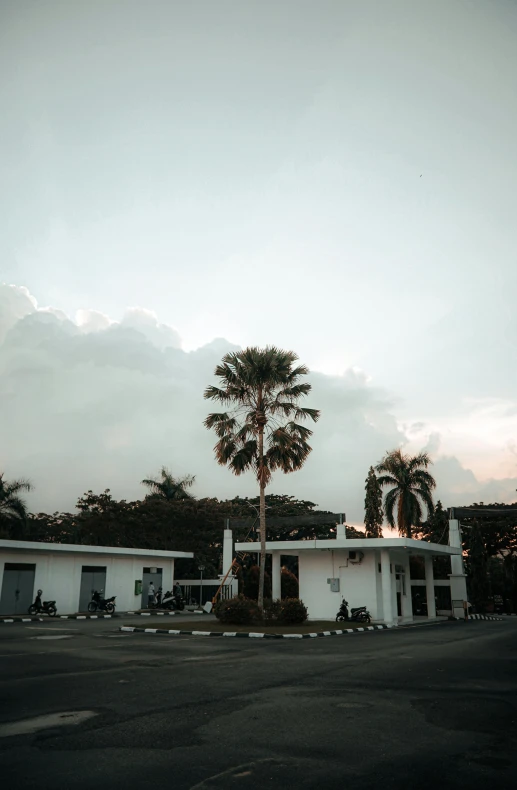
[198,564,205,607]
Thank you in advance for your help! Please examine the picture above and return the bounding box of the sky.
[1,0,517,525]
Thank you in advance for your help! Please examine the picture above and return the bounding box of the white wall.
[298,550,379,620]
[0,550,177,614]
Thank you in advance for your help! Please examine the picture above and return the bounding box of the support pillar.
[401,555,413,621]
[448,518,468,618]
[272,552,281,601]
[222,529,233,576]
[424,554,436,618]
[381,549,394,626]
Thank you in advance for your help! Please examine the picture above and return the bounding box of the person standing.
[147,581,155,609]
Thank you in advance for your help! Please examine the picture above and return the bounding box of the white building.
[0,539,193,616]
[228,518,467,625]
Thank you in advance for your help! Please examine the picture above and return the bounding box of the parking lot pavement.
[0,618,516,789]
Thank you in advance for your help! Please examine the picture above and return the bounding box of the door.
[142,567,163,607]
[79,566,107,612]
[0,563,36,615]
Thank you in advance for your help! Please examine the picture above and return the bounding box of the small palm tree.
[204,346,320,609]
[0,473,33,538]
[141,467,196,501]
[375,449,435,538]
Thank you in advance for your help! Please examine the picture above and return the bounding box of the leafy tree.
[141,467,196,501]
[375,449,435,538]
[416,499,449,544]
[364,466,384,538]
[0,473,33,539]
[204,346,320,609]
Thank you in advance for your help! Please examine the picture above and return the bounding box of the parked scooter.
[161,590,185,611]
[88,590,116,614]
[28,589,57,617]
[336,598,371,624]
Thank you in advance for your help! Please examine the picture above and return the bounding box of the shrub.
[214,595,260,625]
[278,598,308,624]
[281,567,299,599]
[262,598,282,622]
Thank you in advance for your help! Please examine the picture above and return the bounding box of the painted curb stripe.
[1,613,115,623]
[119,624,391,639]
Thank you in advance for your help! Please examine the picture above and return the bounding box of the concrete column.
[448,519,464,576]
[381,549,394,625]
[272,552,281,601]
[401,556,413,621]
[425,554,436,618]
[222,529,233,576]
[336,524,347,539]
[448,518,468,617]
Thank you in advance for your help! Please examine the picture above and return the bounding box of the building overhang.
[234,537,461,557]
[0,539,194,560]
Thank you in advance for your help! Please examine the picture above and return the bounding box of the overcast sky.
[1,0,517,524]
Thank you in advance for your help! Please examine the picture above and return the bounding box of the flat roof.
[0,539,194,560]
[234,537,461,556]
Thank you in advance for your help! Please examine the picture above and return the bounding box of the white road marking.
[0,710,97,737]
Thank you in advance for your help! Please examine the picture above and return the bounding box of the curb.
[1,614,117,623]
[120,624,391,639]
[468,614,504,621]
[126,610,205,616]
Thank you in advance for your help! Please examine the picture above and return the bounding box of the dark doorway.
[411,585,428,615]
[79,566,107,612]
[142,567,163,607]
[0,563,36,615]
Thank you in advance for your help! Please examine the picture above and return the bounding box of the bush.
[262,598,282,622]
[214,595,260,625]
[278,598,308,624]
[281,567,299,599]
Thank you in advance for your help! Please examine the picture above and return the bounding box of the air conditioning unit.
[348,551,364,564]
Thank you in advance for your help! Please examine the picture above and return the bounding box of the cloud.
[0,284,37,343]
[1,284,516,524]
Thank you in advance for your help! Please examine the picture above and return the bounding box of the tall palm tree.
[375,449,436,538]
[204,346,320,610]
[141,467,196,501]
[0,473,33,538]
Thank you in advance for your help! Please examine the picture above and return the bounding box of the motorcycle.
[88,590,116,614]
[161,590,185,611]
[28,590,57,617]
[336,598,371,624]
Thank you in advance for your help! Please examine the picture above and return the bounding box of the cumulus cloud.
[0,283,516,523]
[0,284,37,343]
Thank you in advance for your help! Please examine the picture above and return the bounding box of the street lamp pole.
[198,564,205,607]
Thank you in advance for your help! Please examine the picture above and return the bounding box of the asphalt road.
[0,617,516,789]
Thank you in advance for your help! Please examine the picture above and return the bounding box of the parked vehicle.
[28,590,57,617]
[336,598,371,624]
[161,590,185,611]
[88,590,116,614]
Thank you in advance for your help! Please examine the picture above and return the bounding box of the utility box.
[327,578,340,592]
[134,580,142,596]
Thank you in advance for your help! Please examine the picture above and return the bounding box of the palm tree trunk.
[257,428,267,612]
[398,493,405,537]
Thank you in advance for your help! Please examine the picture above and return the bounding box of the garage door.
[79,566,107,612]
[0,563,36,615]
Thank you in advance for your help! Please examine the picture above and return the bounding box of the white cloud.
[0,284,37,343]
[0,284,516,523]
